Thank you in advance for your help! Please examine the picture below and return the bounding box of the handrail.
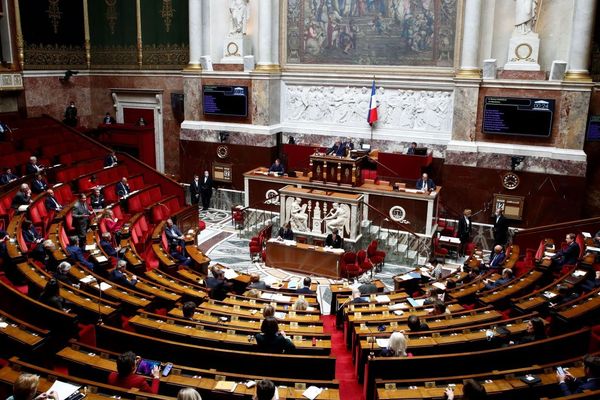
[239,192,279,213]
[362,201,420,239]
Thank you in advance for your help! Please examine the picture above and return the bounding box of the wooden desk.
[265,240,344,279]
[0,310,47,352]
[309,153,365,186]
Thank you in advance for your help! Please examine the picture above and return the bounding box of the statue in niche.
[229,0,250,36]
[514,0,539,35]
[288,197,309,232]
[324,202,350,235]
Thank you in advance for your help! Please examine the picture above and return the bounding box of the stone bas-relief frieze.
[284,85,453,132]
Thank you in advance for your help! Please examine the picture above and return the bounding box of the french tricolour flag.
[367,80,378,126]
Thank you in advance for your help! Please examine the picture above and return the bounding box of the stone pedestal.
[504,33,541,71]
[221,35,252,64]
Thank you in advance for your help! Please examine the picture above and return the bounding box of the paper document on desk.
[582,232,592,238]
[283,239,297,246]
[223,269,239,280]
[407,298,425,307]
[376,295,390,303]
[98,282,112,291]
[260,292,275,300]
[572,270,587,277]
[586,246,600,253]
[263,276,279,287]
[79,275,95,284]
[287,280,299,290]
[303,386,323,400]
[432,282,446,290]
[273,294,292,303]
[214,381,237,392]
[404,189,418,193]
[388,303,408,311]
[47,380,81,400]
[95,255,108,263]
[274,312,286,320]
[85,244,96,251]
[376,338,389,348]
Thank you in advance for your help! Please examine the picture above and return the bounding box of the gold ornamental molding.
[255,64,282,73]
[105,0,118,35]
[47,0,62,34]
[455,68,482,79]
[564,71,593,82]
[160,0,175,33]
[83,0,91,68]
[136,0,142,68]
[13,0,23,69]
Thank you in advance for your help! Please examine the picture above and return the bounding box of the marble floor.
[195,208,467,291]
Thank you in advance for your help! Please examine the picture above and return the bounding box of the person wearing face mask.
[64,101,78,127]
[200,170,213,210]
[190,174,200,205]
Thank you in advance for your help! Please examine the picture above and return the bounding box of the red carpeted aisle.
[322,315,363,400]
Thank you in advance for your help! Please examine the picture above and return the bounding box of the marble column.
[255,0,280,72]
[188,0,202,69]
[456,0,483,78]
[564,0,597,81]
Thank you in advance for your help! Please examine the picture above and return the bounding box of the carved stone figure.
[514,0,539,34]
[324,202,350,235]
[229,0,250,36]
[289,197,309,232]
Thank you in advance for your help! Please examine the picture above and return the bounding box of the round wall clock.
[502,172,520,190]
[217,145,229,159]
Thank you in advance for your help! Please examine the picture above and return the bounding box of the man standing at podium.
[416,173,436,192]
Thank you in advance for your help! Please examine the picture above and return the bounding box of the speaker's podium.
[309,152,366,187]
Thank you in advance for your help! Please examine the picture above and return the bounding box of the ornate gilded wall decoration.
[24,43,87,69]
[46,0,62,34]
[105,0,118,35]
[160,0,175,33]
[142,43,189,69]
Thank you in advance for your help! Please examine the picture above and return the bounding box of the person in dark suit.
[39,279,69,311]
[115,177,130,198]
[206,267,231,300]
[557,354,600,395]
[64,101,78,127]
[189,174,200,205]
[415,173,436,192]
[327,140,348,157]
[296,277,314,294]
[103,112,116,125]
[66,236,94,270]
[458,209,472,256]
[484,268,513,290]
[100,232,119,258]
[485,245,505,270]
[254,317,296,354]
[268,159,285,175]
[200,170,212,210]
[325,228,343,248]
[407,315,429,331]
[164,218,185,250]
[182,301,197,320]
[0,167,18,185]
[22,219,44,260]
[53,262,79,287]
[248,273,268,290]
[551,233,580,269]
[492,208,509,246]
[406,142,417,155]
[277,222,294,240]
[44,189,62,212]
[25,156,43,175]
[109,260,138,288]
[31,173,48,194]
[255,380,276,400]
[90,187,104,210]
[72,193,91,245]
[11,184,32,210]
[104,151,118,167]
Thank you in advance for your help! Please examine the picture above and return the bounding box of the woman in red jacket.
[108,351,160,393]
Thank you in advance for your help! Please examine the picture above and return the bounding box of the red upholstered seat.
[433,236,449,262]
[589,325,600,353]
[128,196,143,214]
[367,240,386,266]
[341,251,363,279]
[357,249,373,274]
[198,220,206,231]
[249,236,262,260]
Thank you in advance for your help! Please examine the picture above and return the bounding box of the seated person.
[42,240,60,273]
[136,117,147,126]
[429,299,450,315]
[206,267,231,300]
[268,158,285,175]
[25,156,43,175]
[177,388,201,400]
[594,229,600,246]
[66,236,95,270]
[102,209,123,236]
[108,351,160,393]
[53,262,79,287]
[164,218,185,253]
[407,315,429,331]
[350,287,368,304]
[11,184,32,210]
[262,304,275,318]
[380,331,408,357]
[549,233,580,269]
[169,241,193,267]
[254,316,296,354]
[8,373,59,400]
[557,354,600,395]
[296,277,314,294]
[327,140,347,157]
[22,219,44,261]
[100,232,119,258]
[0,167,18,185]
[115,177,131,198]
[277,222,294,240]
[182,301,197,320]
[406,141,417,155]
[44,189,63,212]
[255,380,276,400]
[415,173,436,192]
[325,228,343,248]
[248,273,267,290]
[429,259,443,279]
[243,288,261,298]
[39,279,69,311]
[512,317,546,344]
[31,173,48,194]
[109,260,137,288]
[293,298,308,311]
[486,245,506,269]
[581,270,600,292]
[104,150,118,167]
[358,279,378,295]
[445,379,487,400]
[484,268,513,291]
[0,229,8,261]
[90,187,105,210]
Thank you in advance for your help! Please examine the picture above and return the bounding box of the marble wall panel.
[181,128,276,147]
[451,84,479,142]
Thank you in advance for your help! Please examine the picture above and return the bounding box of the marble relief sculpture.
[288,197,309,232]
[324,203,350,235]
[285,85,453,133]
[514,0,539,34]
